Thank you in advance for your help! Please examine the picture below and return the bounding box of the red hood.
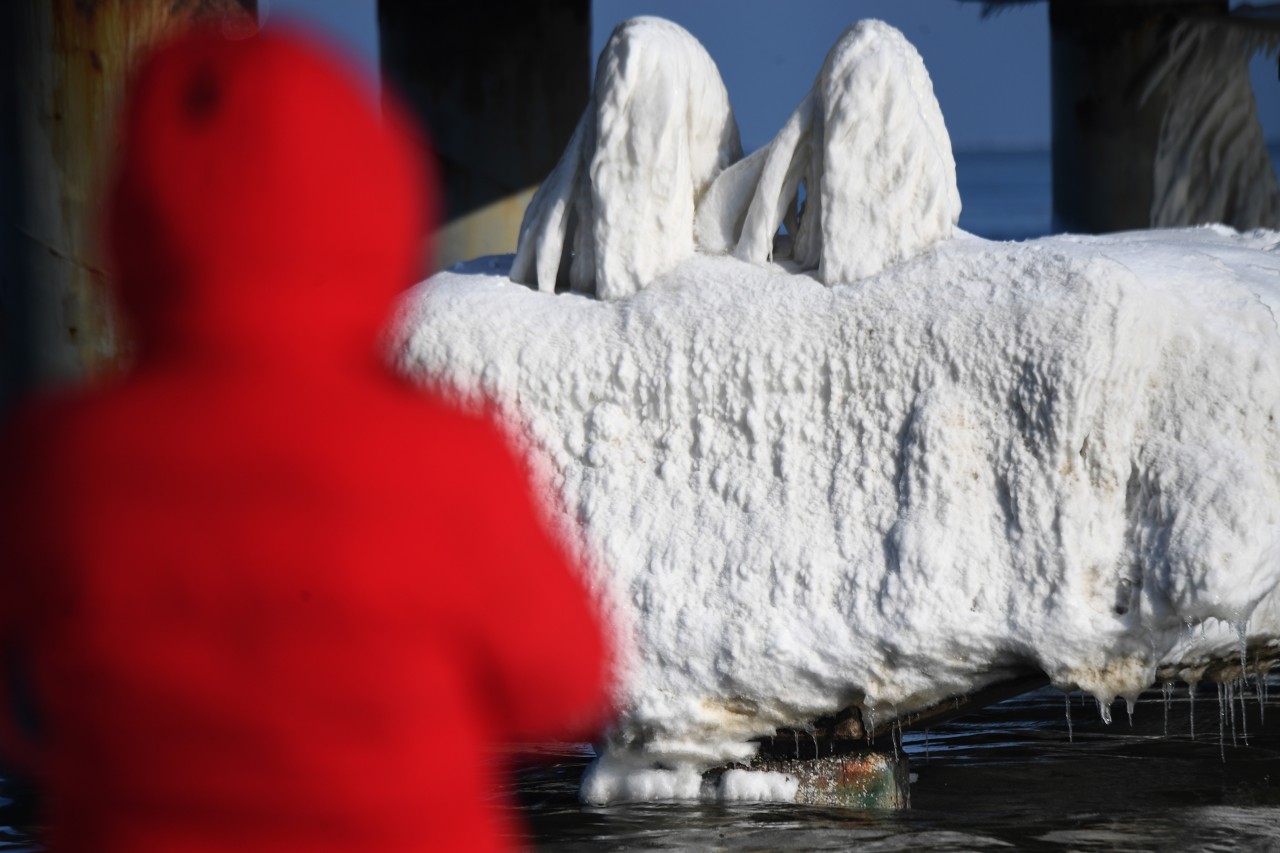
[107,27,434,365]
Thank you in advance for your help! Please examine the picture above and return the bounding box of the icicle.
[866,708,876,747]
[1098,698,1113,725]
[1065,694,1074,743]
[1259,668,1268,725]
[1236,620,1249,674]
[1238,675,1249,746]
[1162,682,1172,736]
[1260,665,1268,725]
[1126,697,1136,728]
[1227,681,1238,749]
[1218,682,1226,762]
[793,729,800,758]
[811,730,819,758]
[1189,681,1197,740]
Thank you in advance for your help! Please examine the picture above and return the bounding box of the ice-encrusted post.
[695,19,961,284]
[515,18,959,297]
[510,17,741,300]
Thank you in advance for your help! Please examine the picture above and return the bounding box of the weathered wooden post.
[377,1,591,270]
[2,0,256,400]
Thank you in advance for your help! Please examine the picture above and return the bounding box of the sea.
[954,148,1054,242]
[4,148,1280,851]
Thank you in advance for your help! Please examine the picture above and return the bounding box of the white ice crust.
[397,227,1280,803]
[697,20,961,283]
[511,17,742,300]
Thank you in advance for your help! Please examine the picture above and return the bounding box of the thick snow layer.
[510,17,741,300]
[397,226,1280,803]
[696,20,961,283]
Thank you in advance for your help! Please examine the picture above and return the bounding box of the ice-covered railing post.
[513,19,961,298]
[510,17,741,300]
[696,20,961,283]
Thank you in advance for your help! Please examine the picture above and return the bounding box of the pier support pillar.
[378,1,591,270]
[1050,0,1280,233]
[1050,0,1227,232]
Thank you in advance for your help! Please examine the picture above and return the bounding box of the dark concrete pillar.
[1050,0,1228,232]
[378,1,591,268]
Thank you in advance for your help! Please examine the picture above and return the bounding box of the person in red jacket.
[0,27,615,852]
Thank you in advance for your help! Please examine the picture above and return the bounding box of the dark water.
[4,678,1278,850]
[515,676,1280,852]
[0,776,35,852]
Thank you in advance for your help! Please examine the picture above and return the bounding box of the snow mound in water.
[396,227,1280,803]
[510,17,741,300]
[697,19,961,283]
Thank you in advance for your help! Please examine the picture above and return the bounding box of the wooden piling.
[4,1,256,394]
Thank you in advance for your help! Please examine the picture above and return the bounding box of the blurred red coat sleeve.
[460,416,616,744]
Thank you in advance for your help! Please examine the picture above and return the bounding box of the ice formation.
[510,17,741,300]
[513,18,959,299]
[1141,18,1280,230]
[695,20,961,283]
[397,226,1280,804]
[401,16,1280,805]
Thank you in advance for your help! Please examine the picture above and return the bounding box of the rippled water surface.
[513,676,1280,851]
[3,678,1278,850]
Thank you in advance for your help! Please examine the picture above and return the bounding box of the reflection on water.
[514,675,1280,851]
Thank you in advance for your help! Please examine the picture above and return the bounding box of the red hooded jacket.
[0,28,613,852]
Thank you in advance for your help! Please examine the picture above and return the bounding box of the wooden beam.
[4,0,255,391]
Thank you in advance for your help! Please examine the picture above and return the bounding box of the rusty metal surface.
[7,0,255,389]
